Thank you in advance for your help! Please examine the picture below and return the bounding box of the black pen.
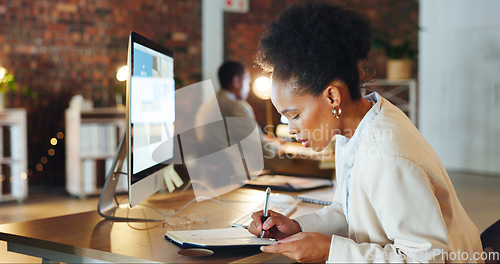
[260,187,271,238]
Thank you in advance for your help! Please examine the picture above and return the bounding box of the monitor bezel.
[126,31,175,207]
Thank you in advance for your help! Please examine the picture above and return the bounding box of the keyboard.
[229,201,296,228]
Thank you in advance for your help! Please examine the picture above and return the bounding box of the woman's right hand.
[248,210,302,241]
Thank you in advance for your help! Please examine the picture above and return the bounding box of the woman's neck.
[340,97,373,138]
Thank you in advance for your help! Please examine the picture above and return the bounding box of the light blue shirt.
[335,92,381,224]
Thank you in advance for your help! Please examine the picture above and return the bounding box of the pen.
[260,187,271,238]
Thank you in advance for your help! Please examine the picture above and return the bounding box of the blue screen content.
[130,42,175,180]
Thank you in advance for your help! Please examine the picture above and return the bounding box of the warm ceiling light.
[252,76,272,100]
[116,65,128,82]
[280,115,288,124]
[0,67,6,79]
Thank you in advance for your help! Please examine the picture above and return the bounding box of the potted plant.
[0,67,37,109]
[372,29,418,80]
[0,67,17,109]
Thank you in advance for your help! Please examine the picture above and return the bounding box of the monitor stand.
[97,132,165,221]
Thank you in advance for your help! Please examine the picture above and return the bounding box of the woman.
[248,2,483,263]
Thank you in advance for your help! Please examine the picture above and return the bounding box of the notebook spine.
[296,196,332,206]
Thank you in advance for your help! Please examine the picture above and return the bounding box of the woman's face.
[271,79,338,152]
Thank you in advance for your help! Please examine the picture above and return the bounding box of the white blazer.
[294,95,483,263]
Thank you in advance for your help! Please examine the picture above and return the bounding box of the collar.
[335,92,381,167]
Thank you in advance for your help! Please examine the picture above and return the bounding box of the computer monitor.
[98,31,176,220]
[98,32,266,221]
[127,32,175,207]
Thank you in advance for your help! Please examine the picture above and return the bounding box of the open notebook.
[295,187,335,206]
[165,226,276,248]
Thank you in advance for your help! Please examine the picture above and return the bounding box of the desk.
[0,188,326,263]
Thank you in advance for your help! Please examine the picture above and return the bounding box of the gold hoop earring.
[332,107,342,118]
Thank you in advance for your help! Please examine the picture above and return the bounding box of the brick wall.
[0,0,202,186]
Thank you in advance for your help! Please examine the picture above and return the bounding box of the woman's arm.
[326,155,464,263]
[293,200,348,237]
[261,232,332,263]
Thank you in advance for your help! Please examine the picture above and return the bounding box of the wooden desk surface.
[0,188,326,263]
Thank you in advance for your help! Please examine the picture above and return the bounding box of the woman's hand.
[261,232,332,263]
[248,210,301,240]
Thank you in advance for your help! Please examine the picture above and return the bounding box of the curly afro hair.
[255,1,371,100]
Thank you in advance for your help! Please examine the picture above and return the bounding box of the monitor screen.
[127,32,175,207]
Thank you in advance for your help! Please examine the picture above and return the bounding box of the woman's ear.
[324,85,341,108]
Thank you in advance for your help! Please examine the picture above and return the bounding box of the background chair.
[481,219,500,264]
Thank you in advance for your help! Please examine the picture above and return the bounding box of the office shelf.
[0,108,28,202]
[65,107,127,198]
[362,79,417,125]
